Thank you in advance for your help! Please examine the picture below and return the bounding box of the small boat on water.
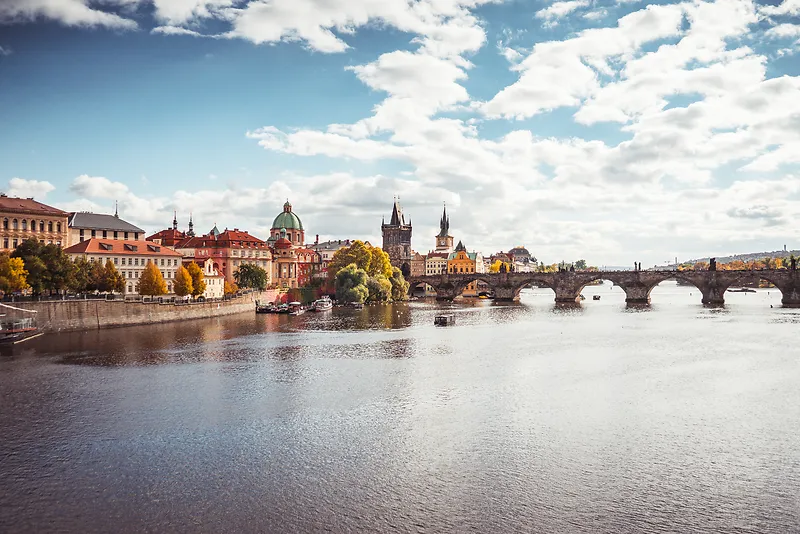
[312,296,333,311]
[593,295,601,301]
[0,317,40,344]
[255,301,274,314]
[350,302,364,310]
[434,313,455,326]
[288,302,305,315]
[727,288,756,293]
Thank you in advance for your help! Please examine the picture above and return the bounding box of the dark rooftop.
[68,212,144,233]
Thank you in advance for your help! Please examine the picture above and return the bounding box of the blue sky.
[1,0,799,265]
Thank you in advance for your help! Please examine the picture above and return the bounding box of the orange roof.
[0,195,67,216]
[147,228,185,241]
[177,228,268,248]
[64,238,182,256]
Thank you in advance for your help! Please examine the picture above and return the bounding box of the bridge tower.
[381,198,413,277]
[435,203,454,253]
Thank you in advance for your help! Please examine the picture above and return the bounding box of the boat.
[579,294,586,300]
[350,302,364,310]
[312,296,333,311]
[288,302,305,315]
[434,313,455,326]
[255,301,274,314]
[0,317,40,344]
[592,295,601,301]
[727,288,756,293]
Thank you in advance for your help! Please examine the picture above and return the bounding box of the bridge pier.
[493,287,519,301]
[780,284,800,308]
[700,285,726,306]
[554,287,581,304]
[622,284,652,305]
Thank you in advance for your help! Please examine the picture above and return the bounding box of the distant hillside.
[683,249,800,265]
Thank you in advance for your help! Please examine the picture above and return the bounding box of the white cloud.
[759,0,800,16]
[535,0,591,24]
[765,23,800,39]
[6,178,56,199]
[0,46,11,56]
[70,175,131,199]
[0,0,137,29]
[151,25,212,37]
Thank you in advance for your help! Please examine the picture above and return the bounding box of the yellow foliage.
[0,254,29,293]
[137,261,168,296]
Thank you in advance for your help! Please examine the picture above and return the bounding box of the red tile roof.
[177,229,268,248]
[0,196,67,216]
[64,238,182,256]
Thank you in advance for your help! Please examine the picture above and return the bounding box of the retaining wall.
[6,289,280,333]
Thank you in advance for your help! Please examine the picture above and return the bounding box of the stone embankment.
[6,289,279,333]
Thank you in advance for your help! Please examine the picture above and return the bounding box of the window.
[114,231,118,239]
[134,233,139,240]
[134,258,139,266]
[48,222,53,232]
[124,232,129,240]
[12,219,18,230]
[57,223,61,232]
[12,239,18,248]
[128,285,132,293]
[39,221,44,232]
[102,230,107,238]
[91,230,96,238]
[2,219,7,230]
[114,258,118,265]
[21,220,27,231]
[80,229,85,239]
[31,220,36,232]
[2,239,7,249]
[160,259,164,266]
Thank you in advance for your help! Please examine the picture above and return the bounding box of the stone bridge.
[407,269,800,307]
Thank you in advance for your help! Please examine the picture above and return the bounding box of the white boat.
[288,302,305,315]
[313,296,333,311]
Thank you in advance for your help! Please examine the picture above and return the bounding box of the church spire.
[172,210,178,231]
[390,196,403,226]
[437,202,450,237]
[114,200,119,218]
[187,212,195,237]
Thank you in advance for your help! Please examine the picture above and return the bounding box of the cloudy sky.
[1,0,799,266]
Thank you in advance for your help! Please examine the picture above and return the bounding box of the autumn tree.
[0,253,29,294]
[334,263,369,304]
[224,280,239,296]
[173,265,193,297]
[327,240,373,281]
[69,256,91,293]
[137,262,167,296]
[102,260,125,293]
[186,262,206,297]
[366,273,392,302]
[367,246,392,278]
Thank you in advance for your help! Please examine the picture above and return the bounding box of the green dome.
[272,201,303,230]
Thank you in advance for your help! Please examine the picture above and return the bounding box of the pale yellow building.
[0,195,69,250]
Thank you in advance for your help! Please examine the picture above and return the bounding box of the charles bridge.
[407,269,800,307]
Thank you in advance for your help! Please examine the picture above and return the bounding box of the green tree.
[12,239,75,295]
[186,262,206,297]
[234,263,268,290]
[137,261,167,296]
[328,240,373,281]
[334,263,369,304]
[69,256,91,293]
[574,259,587,270]
[173,265,193,297]
[0,253,29,294]
[389,266,409,301]
[366,274,392,302]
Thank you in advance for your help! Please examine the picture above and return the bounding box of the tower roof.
[390,198,405,226]
[437,203,450,237]
[455,240,466,252]
[272,200,303,230]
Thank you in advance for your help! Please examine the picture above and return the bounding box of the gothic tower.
[381,198,413,276]
[435,203,454,253]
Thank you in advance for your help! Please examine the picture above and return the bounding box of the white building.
[64,238,182,294]
[198,258,225,299]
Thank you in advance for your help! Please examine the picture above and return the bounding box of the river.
[1,282,799,533]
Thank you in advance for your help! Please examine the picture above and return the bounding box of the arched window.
[12,219,18,230]
[56,222,62,232]
[2,219,7,230]
[31,220,36,232]
[39,221,44,232]
[21,220,27,231]
[48,221,53,232]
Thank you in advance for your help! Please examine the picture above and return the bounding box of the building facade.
[146,212,196,247]
[198,258,225,299]
[64,238,182,294]
[68,211,144,246]
[381,199,413,276]
[268,201,305,247]
[0,195,69,250]
[176,229,272,284]
[448,241,482,297]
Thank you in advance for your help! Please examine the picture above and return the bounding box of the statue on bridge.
[709,258,717,271]
[499,263,507,273]
[792,257,797,271]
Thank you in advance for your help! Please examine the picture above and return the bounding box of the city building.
[267,201,320,288]
[268,201,304,247]
[381,199,413,276]
[176,228,272,284]
[67,209,144,246]
[435,204,454,253]
[0,194,69,250]
[146,212,195,247]
[64,238,182,294]
[425,253,448,276]
[308,238,353,270]
[447,241,484,297]
[197,258,225,299]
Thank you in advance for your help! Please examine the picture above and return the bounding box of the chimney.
[315,234,319,245]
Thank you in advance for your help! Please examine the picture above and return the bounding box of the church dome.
[271,201,304,231]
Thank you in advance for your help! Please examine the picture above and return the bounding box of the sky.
[1,0,799,267]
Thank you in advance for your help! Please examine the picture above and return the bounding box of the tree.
[11,239,75,295]
[0,253,29,294]
[574,259,587,270]
[103,260,125,293]
[137,261,167,296]
[88,261,105,292]
[186,262,206,297]
[334,263,369,304]
[489,260,511,273]
[173,265,193,297]
[327,240,373,281]
[366,274,392,302]
[234,263,268,290]
[69,256,91,293]
[224,280,238,296]
[367,246,392,278]
[389,266,409,301]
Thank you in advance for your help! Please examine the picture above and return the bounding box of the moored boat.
[0,317,40,344]
[288,302,305,315]
[312,296,333,311]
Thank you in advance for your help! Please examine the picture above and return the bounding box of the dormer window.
[125,244,138,252]
[99,243,113,251]
[147,244,160,253]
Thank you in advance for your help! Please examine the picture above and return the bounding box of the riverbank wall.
[5,289,280,333]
